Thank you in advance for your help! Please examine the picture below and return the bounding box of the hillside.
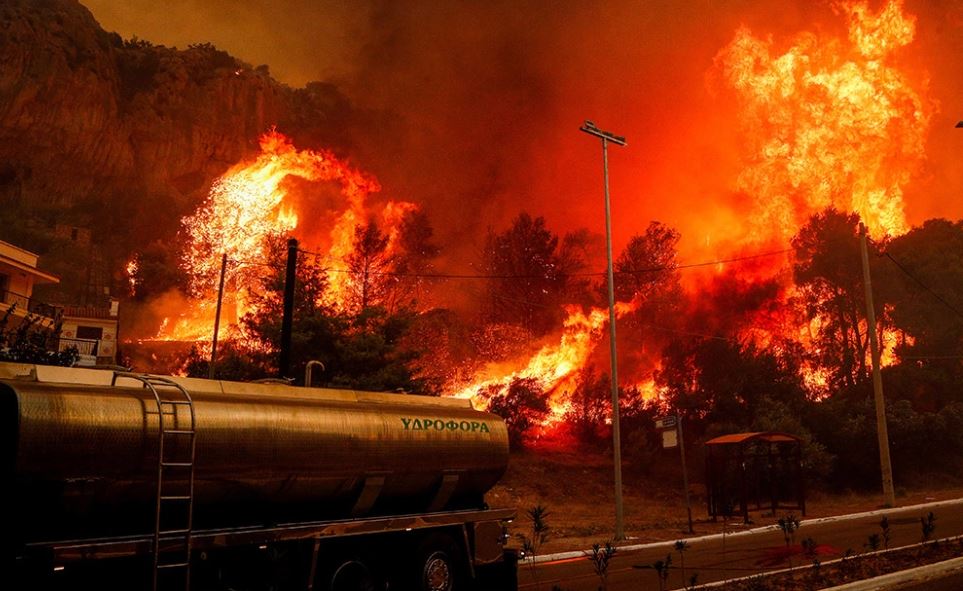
[0,0,368,299]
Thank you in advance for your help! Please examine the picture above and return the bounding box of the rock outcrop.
[0,0,360,241]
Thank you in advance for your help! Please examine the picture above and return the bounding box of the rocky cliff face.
[0,0,360,242]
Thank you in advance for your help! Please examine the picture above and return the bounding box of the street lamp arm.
[580,121,627,146]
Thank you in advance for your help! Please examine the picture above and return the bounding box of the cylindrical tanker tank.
[0,366,509,544]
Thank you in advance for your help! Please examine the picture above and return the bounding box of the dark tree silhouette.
[875,218,963,409]
[392,209,440,308]
[482,212,566,335]
[485,377,550,449]
[611,221,685,357]
[189,235,431,393]
[612,221,682,304]
[791,208,882,392]
[564,367,611,445]
[656,337,807,436]
[346,218,394,312]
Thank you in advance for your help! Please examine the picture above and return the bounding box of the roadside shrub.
[486,378,549,449]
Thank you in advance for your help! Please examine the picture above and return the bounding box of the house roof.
[0,252,59,283]
[63,305,116,319]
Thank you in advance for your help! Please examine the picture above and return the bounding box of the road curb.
[812,556,963,590]
[524,497,963,564]
[685,535,963,590]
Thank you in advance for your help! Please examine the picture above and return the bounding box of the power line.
[227,257,278,268]
[635,322,739,343]
[882,252,963,321]
[288,247,793,281]
[672,248,793,272]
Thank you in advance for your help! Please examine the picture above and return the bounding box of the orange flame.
[125,257,138,296]
[455,303,635,422]
[714,0,931,241]
[182,129,379,297]
[460,1,932,420]
[153,129,422,341]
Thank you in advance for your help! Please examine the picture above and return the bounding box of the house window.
[0,273,9,295]
[76,326,103,341]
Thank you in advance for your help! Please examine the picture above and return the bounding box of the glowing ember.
[714,0,931,241]
[125,257,138,296]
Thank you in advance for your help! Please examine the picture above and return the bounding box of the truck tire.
[415,534,464,591]
[326,558,378,591]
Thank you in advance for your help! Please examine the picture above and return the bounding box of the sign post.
[656,415,694,533]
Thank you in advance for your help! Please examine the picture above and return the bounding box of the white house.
[0,240,60,329]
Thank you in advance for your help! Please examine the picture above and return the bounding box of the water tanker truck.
[0,362,517,590]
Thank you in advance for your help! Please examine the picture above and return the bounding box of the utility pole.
[679,415,694,533]
[859,224,896,507]
[580,120,627,540]
[279,238,298,379]
[209,253,228,380]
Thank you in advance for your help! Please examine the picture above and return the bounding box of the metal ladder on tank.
[113,372,197,591]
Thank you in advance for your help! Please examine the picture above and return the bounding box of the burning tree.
[791,208,883,393]
[184,235,431,393]
[344,210,441,314]
[345,219,395,313]
[485,377,550,449]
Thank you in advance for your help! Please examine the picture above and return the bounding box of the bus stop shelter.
[704,431,805,523]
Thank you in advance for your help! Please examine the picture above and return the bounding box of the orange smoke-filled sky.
[83,0,963,268]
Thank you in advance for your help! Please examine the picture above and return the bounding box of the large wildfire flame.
[457,0,931,418]
[155,130,417,341]
[714,0,929,377]
[143,1,931,432]
[715,0,930,242]
[455,303,635,423]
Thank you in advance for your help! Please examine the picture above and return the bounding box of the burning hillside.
[115,0,946,436]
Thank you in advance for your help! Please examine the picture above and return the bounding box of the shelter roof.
[705,431,802,446]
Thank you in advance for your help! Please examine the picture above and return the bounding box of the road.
[518,499,963,591]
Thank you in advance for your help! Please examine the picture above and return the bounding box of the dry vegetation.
[489,448,963,553]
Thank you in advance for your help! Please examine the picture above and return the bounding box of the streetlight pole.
[580,120,627,540]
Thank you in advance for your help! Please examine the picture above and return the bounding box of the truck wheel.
[415,534,463,591]
[421,549,454,591]
[327,559,377,591]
